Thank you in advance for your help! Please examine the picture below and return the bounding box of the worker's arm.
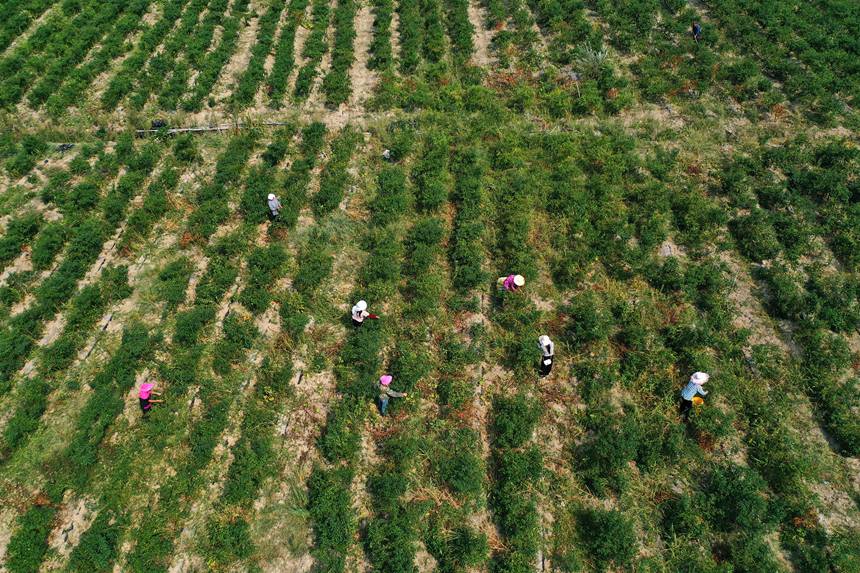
[697,386,708,396]
[385,388,407,398]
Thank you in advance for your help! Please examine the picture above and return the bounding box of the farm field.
[0,0,859,572]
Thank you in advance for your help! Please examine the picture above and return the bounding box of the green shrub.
[238,244,288,315]
[564,291,613,347]
[156,257,193,314]
[370,165,409,223]
[491,394,540,448]
[730,209,781,262]
[67,511,124,573]
[172,134,198,163]
[577,509,637,571]
[212,314,257,375]
[5,505,56,573]
[308,466,356,573]
[294,235,333,296]
[319,399,363,463]
[575,407,639,495]
[705,464,771,533]
[0,212,41,267]
[436,427,484,501]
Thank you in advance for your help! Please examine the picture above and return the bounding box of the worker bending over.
[139,382,163,415]
[351,300,379,327]
[497,274,525,292]
[680,371,709,419]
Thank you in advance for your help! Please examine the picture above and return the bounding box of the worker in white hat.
[538,335,555,377]
[267,193,282,220]
[497,274,526,292]
[351,300,378,327]
[680,371,709,419]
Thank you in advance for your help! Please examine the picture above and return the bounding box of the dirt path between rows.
[349,2,377,108]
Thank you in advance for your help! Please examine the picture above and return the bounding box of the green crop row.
[703,0,859,119]
[0,142,159,389]
[0,0,53,52]
[321,0,357,106]
[312,127,359,216]
[412,131,450,212]
[118,165,181,252]
[157,0,231,110]
[5,323,159,573]
[0,211,41,269]
[267,0,310,107]
[0,0,107,108]
[4,133,48,178]
[421,0,446,64]
[0,265,132,461]
[443,0,474,68]
[183,0,252,111]
[368,0,394,70]
[277,122,327,228]
[448,147,487,293]
[489,394,542,572]
[233,1,286,108]
[27,0,143,109]
[397,0,424,73]
[187,133,257,241]
[99,0,190,110]
[40,0,151,115]
[205,359,294,566]
[124,0,209,110]
[293,0,332,100]
[527,0,592,65]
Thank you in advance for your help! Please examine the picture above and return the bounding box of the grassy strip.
[266,0,310,107]
[99,0,191,110]
[232,1,286,107]
[448,147,486,295]
[293,0,333,100]
[182,0,252,112]
[321,0,357,106]
[3,133,48,178]
[5,323,160,573]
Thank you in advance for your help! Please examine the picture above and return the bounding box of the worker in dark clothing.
[692,21,703,42]
[538,335,555,377]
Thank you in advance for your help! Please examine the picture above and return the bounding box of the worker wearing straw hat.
[680,372,709,420]
[267,193,282,220]
[378,375,407,416]
[138,382,163,415]
[497,274,525,292]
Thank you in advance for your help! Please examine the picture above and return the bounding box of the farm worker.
[497,274,525,292]
[138,382,163,414]
[351,300,379,327]
[691,21,702,42]
[679,372,709,419]
[382,149,392,161]
[378,375,407,416]
[538,335,555,377]
[267,193,282,220]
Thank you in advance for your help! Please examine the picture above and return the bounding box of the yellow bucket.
[692,396,704,406]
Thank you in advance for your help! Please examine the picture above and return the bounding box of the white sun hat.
[691,372,710,384]
[514,274,525,287]
[268,193,276,200]
[355,300,368,311]
[539,335,551,346]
